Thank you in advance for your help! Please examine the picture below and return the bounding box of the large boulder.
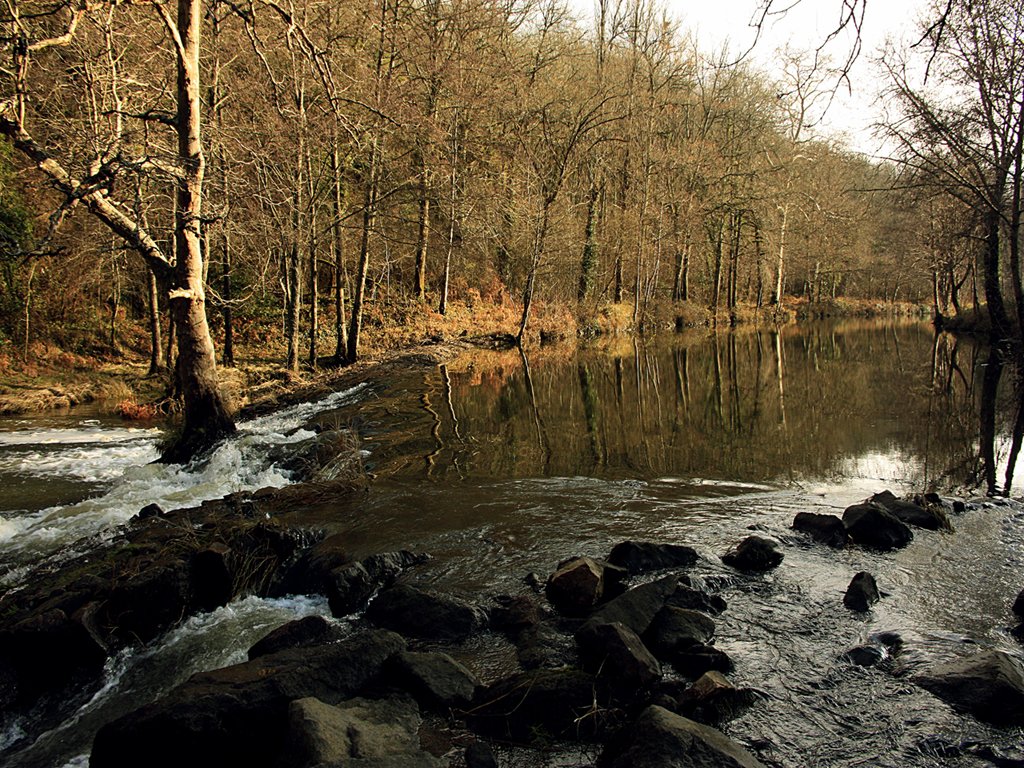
[366,585,486,641]
[606,541,699,575]
[792,512,848,548]
[842,503,913,551]
[580,575,680,638]
[103,559,192,643]
[598,705,767,768]
[466,669,619,744]
[721,537,783,572]
[666,583,727,616]
[843,572,881,612]
[327,551,429,617]
[386,650,480,710]
[90,629,406,768]
[870,491,951,531]
[576,621,662,692]
[915,650,1024,727]
[281,695,441,767]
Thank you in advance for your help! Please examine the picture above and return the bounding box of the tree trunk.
[162,0,235,462]
[578,182,599,301]
[772,204,788,305]
[347,139,380,363]
[983,207,1011,337]
[147,267,165,374]
[331,143,349,362]
[413,146,431,301]
[517,199,553,344]
[308,207,318,369]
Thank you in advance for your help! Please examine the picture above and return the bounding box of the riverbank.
[0,297,929,419]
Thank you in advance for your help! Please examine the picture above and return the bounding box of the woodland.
[1,0,1023,455]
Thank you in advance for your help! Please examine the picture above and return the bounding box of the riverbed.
[1,321,1023,767]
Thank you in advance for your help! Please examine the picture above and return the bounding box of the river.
[1,320,1023,767]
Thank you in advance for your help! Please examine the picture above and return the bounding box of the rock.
[792,512,847,548]
[465,741,498,768]
[138,503,165,519]
[1013,588,1024,619]
[580,575,679,638]
[870,491,950,531]
[277,533,352,595]
[677,671,759,724]
[721,536,783,572]
[327,550,430,617]
[546,556,613,617]
[915,650,1024,727]
[104,560,192,643]
[843,644,886,667]
[606,541,699,574]
[666,583,727,616]
[490,594,547,637]
[643,607,716,658]
[386,650,480,710]
[669,643,734,679]
[282,695,440,767]
[248,615,345,660]
[598,705,767,768]
[90,629,406,768]
[466,669,618,744]
[843,571,881,612]
[842,503,913,551]
[577,621,662,692]
[366,585,486,641]
[190,544,233,613]
[516,621,579,670]
[0,608,108,701]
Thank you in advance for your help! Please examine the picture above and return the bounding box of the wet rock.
[490,594,547,637]
[366,584,486,641]
[546,556,607,617]
[606,541,699,575]
[104,559,193,643]
[466,669,618,744]
[721,536,783,572]
[138,503,165,519]
[915,650,1024,727]
[0,608,108,702]
[643,607,716,658]
[792,512,848,548]
[276,533,352,596]
[843,644,885,667]
[465,741,498,768]
[516,620,579,670]
[842,503,913,551]
[327,550,429,617]
[281,694,441,767]
[90,629,406,768]
[669,643,734,679]
[843,571,881,612]
[598,705,767,768]
[871,491,950,531]
[386,650,480,710]
[1013,588,1024,619]
[677,671,759,724]
[190,544,233,613]
[581,575,680,638]
[577,621,662,692]
[247,615,345,660]
[667,583,727,616]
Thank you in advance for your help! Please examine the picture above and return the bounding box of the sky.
[670,0,931,154]
[576,0,933,155]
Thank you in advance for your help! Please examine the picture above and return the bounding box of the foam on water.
[0,385,366,568]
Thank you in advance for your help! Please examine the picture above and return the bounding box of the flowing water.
[2,320,1024,767]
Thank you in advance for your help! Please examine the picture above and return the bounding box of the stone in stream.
[1013,587,1024,619]
[366,584,487,641]
[642,606,716,658]
[516,620,580,670]
[579,575,681,639]
[465,741,499,768]
[327,550,429,617]
[546,556,627,617]
[843,571,881,612]
[914,650,1024,727]
[676,671,760,725]
[606,541,699,574]
[489,593,548,637]
[281,694,442,767]
[247,615,346,660]
[598,705,767,768]
[669,643,735,679]
[666,583,728,615]
[721,536,783,572]
[841,503,914,551]
[90,629,407,768]
[576,621,662,693]
[870,490,951,531]
[792,512,848,548]
[190,544,234,612]
[385,650,480,710]
[842,644,886,668]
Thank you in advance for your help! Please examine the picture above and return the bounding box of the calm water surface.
[2,320,1023,767]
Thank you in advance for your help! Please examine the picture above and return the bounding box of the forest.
[2,0,1024,450]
